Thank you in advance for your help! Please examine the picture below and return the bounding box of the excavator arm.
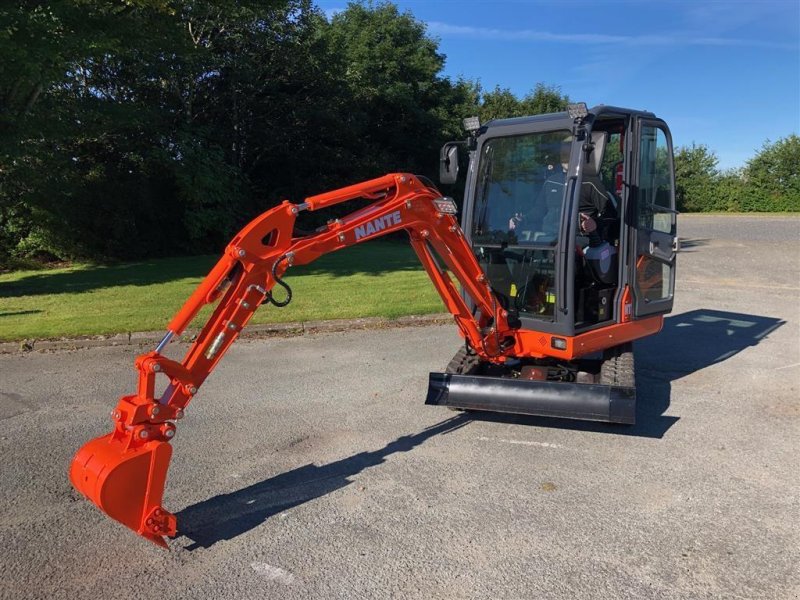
[70,173,516,546]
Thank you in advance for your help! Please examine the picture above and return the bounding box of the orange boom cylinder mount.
[69,173,518,546]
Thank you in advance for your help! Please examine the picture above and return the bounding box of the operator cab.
[440,103,678,338]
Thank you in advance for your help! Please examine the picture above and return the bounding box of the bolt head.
[189,386,197,395]
[165,429,175,439]
[175,409,185,420]
[152,363,161,372]
[238,249,246,257]
[228,322,237,330]
[242,301,250,309]
[150,406,160,416]
[139,430,149,439]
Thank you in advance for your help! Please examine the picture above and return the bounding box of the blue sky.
[319,0,800,170]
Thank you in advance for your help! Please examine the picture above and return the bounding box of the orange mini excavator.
[71,104,679,546]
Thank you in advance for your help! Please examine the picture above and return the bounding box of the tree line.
[1,1,796,267]
[674,137,800,213]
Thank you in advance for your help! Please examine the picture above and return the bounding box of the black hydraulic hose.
[416,174,438,191]
[265,255,293,307]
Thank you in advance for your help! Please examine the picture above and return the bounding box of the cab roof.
[484,104,656,130]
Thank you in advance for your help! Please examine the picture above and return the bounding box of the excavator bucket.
[69,432,176,547]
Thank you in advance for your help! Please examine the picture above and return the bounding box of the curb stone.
[0,313,452,355]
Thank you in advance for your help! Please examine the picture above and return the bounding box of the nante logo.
[354,211,402,241]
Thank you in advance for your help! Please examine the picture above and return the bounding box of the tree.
[742,135,800,211]
[674,144,719,212]
[477,83,568,122]
[520,83,570,115]
[0,0,298,262]
[324,1,452,180]
[0,1,634,267]
[714,170,745,212]
[1,2,180,261]
[479,85,525,121]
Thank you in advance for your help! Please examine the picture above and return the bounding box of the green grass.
[680,212,800,216]
[0,242,446,341]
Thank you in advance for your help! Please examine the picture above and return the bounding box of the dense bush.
[674,136,800,213]
[674,145,720,212]
[740,135,800,212]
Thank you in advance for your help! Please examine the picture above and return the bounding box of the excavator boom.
[70,173,515,546]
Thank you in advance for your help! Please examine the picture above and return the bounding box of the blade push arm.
[70,173,516,546]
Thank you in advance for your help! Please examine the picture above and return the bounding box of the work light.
[567,102,588,120]
[433,197,458,215]
[463,116,481,134]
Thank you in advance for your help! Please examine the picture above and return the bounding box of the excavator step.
[425,372,636,424]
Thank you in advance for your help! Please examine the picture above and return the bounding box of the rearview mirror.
[439,143,460,185]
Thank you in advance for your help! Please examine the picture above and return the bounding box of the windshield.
[470,130,573,321]
[472,130,573,246]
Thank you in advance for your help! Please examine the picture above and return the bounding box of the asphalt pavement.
[0,215,798,599]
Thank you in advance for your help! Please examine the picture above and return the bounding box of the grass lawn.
[0,242,446,341]
[680,212,800,217]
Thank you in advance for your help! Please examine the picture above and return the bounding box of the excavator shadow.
[461,309,785,439]
[176,414,472,549]
[677,237,711,252]
[176,309,783,548]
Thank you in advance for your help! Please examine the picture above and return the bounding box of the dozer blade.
[70,432,176,547]
[426,373,636,424]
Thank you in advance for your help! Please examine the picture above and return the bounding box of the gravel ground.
[0,215,798,599]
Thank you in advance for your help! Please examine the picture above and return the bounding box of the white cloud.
[426,21,796,50]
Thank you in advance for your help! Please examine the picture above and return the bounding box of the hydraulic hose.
[265,255,293,307]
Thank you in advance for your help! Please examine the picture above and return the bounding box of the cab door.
[630,119,678,317]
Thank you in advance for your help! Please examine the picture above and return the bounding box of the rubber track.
[600,342,635,387]
[445,345,482,375]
